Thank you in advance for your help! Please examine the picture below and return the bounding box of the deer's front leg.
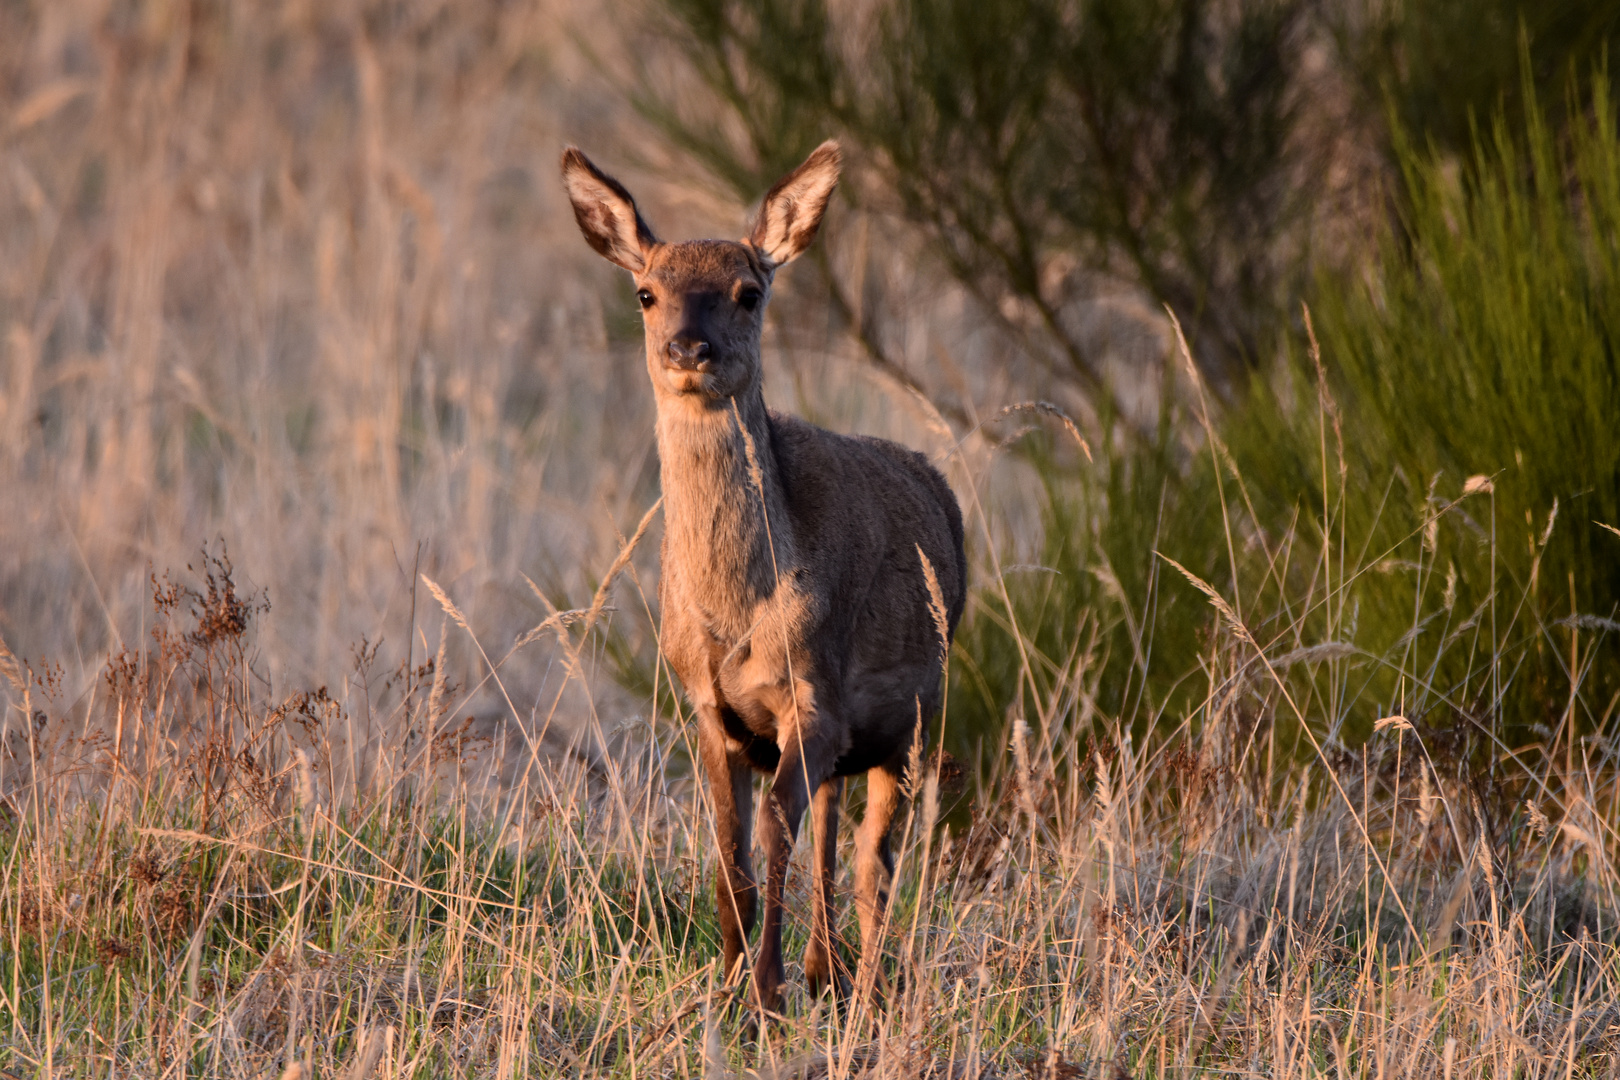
[698,711,757,984]
[754,726,831,1014]
[803,775,844,996]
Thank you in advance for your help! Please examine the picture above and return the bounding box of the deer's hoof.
[805,954,851,1002]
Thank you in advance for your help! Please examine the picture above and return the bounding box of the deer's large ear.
[561,147,659,273]
[749,140,841,269]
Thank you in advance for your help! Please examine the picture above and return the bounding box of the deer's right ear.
[561,147,658,273]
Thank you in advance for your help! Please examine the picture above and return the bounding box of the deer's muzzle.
[666,336,712,371]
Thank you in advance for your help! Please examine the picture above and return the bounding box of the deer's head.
[561,142,841,406]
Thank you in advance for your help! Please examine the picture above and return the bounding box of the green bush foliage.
[1239,71,1620,741]
[1345,0,1620,158]
[952,71,1620,759]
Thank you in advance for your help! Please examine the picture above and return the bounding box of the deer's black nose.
[666,337,711,370]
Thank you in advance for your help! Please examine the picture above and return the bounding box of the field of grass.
[3,517,1617,1077]
[3,1,1620,1077]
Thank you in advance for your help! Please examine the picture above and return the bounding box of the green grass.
[1233,67,1620,745]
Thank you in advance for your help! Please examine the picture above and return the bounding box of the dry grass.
[3,2,1618,1078]
[2,525,1618,1078]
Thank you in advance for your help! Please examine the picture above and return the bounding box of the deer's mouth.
[659,352,746,398]
[664,367,714,394]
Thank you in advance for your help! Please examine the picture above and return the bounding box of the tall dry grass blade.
[1165,304,1245,621]
[421,571,528,737]
[917,544,952,661]
[530,495,663,759]
[993,400,1093,461]
[342,1025,392,1080]
[0,633,25,694]
[1302,301,1346,485]
[515,573,589,649]
[9,78,94,131]
[1154,552,1253,645]
[702,997,725,1080]
[425,631,448,729]
[421,575,473,636]
[575,496,664,646]
[906,378,961,448]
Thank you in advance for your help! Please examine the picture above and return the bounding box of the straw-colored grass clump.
[2,530,1618,1078]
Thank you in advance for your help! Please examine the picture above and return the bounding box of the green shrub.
[1344,1,1620,159]
[953,70,1620,764]
[945,400,1231,763]
[1239,69,1620,741]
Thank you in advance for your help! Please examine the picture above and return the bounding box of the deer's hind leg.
[803,775,844,996]
[852,749,907,1001]
[699,713,757,986]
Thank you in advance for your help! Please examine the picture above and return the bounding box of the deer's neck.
[656,389,794,640]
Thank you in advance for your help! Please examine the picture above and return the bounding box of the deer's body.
[659,404,963,770]
[563,143,966,1011]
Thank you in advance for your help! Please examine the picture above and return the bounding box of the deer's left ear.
[749,140,841,269]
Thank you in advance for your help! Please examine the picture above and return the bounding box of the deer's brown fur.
[562,141,966,1012]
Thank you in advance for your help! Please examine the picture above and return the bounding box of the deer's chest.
[661,578,812,742]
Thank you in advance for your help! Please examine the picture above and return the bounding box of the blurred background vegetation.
[0,0,1616,781]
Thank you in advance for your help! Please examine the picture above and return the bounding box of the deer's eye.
[636,289,656,309]
[738,286,763,312]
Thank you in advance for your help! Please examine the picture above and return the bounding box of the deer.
[561,140,967,1013]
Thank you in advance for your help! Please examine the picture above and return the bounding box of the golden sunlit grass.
[3,514,1618,1078]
